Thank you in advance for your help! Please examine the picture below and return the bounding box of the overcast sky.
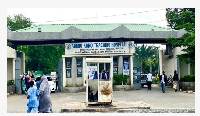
[7,8,168,27]
[7,8,168,49]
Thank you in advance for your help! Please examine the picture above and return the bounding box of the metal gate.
[58,58,63,92]
[15,58,21,94]
[133,67,141,90]
[133,75,141,90]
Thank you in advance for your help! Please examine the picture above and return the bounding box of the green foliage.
[7,14,65,74]
[7,80,14,86]
[123,75,129,85]
[166,8,195,66]
[180,74,195,82]
[7,14,32,31]
[152,77,159,84]
[133,44,159,73]
[113,74,129,85]
[17,45,65,74]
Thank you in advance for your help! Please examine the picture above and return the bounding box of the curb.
[117,109,195,113]
[61,106,151,113]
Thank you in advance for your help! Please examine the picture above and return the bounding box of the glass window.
[113,57,118,75]
[77,58,83,77]
[77,58,83,68]
[66,69,71,78]
[113,58,118,66]
[123,58,128,62]
[66,58,72,78]
[66,58,72,68]
[47,77,52,81]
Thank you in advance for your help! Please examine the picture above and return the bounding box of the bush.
[152,77,159,84]
[7,80,14,86]
[113,74,129,85]
[123,75,129,85]
[180,74,195,82]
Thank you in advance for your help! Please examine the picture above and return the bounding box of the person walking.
[36,76,42,90]
[27,81,39,113]
[147,71,153,90]
[173,70,179,92]
[168,75,173,88]
[26,75,31,91]
[55,72,58,90]
[38,76,52,113]
[21,73,27,94]
[159,71,167,93]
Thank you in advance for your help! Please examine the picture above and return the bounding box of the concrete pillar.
[12,58,15,82]
[118,56,123,74]
[83,57,86,86]
[71,57,77,87]
[62,57,66,88]
[159,50,163,75]
[110,56,113,85]
[177,58,180,79]
[21,52,25,74]
[187,63,190,75]
[130,56,133,86]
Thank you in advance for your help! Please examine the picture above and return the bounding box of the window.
[77,58,83,77]
[66,58,72,78]
[113,57,118,75]
[66,58,72,68]
[47,77,52,81]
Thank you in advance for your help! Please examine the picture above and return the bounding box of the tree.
[166,8,195,66]
[7,14,65,74]
[7,14,32,31]
[17,45,65,74]
[133,44,159,73]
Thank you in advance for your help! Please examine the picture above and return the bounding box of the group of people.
[146,70,179,93]
[93,70,109,79]
[26,76,52,113]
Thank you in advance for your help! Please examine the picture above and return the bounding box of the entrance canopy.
[7,24,187,46]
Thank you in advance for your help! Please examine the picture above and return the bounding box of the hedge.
[180,74,195,82]
[7,80,14,86]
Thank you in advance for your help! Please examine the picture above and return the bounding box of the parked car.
[34,76,56,93]
[135,74,148,87]
[46,76,56,93]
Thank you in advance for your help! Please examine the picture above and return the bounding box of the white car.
[46,76,56,93]
[34,76,56,93]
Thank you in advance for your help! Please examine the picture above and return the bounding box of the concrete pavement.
[7,86,195,113]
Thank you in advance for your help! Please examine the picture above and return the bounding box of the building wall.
[66,78,73,86]
[63,55,133,87]
[7,46,25,84]
[7,58,13,81]
[180,60,188,78]
[161,49,177,77]
[160,46,194,79]
[7,46,16,58]
[76,78,84,86]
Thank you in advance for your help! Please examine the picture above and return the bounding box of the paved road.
[7,86,195,113]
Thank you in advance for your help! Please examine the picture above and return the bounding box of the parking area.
[7,86,195,113]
